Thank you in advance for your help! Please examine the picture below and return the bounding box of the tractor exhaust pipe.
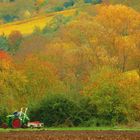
[25,108,28,114]
[19,108,23,117]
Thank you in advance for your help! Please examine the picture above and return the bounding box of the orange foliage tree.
[94,5,140,71]
[0,51,28,113]
[17,54,66,104]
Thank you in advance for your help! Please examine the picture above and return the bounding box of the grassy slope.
[0,9,76,36]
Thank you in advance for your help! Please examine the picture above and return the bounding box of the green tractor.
[3,108,30,128]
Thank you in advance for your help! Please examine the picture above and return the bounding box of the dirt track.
[0,131,140,140]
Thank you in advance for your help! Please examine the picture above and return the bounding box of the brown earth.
[0,130,140,140]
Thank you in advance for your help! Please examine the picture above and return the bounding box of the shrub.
[53,6,64,12]
[81,118,111,127]
[82,68,133,125]
[8,31,23,53]
[92,83,128,125]
[29,93,100,127]
[3,15,18,23]
[0,35,9,51]
[84,0,102,4]
[0,107,8,124]
[29,94,80,127]
[64,0,75,8]
[78,97,97,122]
[43,15,72,35]
[84,0,93,3]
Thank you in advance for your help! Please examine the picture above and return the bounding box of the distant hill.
[0,9,76,35]
[0,0,139,23]
[0,0,139,35]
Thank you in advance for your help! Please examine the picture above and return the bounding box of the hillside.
[0,0,140,129]
[0,9,76,35]
[0,0,140,36]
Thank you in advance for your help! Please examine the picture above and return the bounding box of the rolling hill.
[0,0,139,36]
[0,8,76,35]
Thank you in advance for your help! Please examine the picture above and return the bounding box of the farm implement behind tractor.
[1,108,44,129]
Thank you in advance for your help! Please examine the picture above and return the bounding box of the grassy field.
[0,9,76,36]
[0,127,140,132]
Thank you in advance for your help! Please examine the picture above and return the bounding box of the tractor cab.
[13,111,20,117]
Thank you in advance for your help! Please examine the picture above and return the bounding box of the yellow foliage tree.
[94,5,140,71]
[0,52,28,113]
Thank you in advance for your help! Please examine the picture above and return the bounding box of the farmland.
[0,9,76,35]
[1,127,140,140]
[0,130,140,140]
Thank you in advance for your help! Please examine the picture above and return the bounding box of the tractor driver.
[13,111,20,117]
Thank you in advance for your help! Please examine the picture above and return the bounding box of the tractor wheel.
[12,118,21,128]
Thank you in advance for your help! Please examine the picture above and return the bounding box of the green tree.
[0,35,9,51]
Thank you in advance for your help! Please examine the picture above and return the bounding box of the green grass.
[0,127,140,132]
[48,127,140,131]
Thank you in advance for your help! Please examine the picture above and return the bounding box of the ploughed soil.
[0,130,140,140]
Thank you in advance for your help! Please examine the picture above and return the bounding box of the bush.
[84,0,102,4]
[81,118,111,127]
[3,15,18,23]
[53,6,64,12]
[64,0,75,8]
[29,93,100,127]
[83,68,131,125]
[0,32,22,54]
[92,83,128,125]
[29,94,80,127]
[0,117,2,127]
[84,0,93,3]
[0,107,8,124]
[0,35,9,51]
[8,31,23,54]
[43,15,72,36]
[78,97,97,122]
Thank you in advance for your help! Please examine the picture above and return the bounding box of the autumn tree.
[94,5,140,71]
[8,30,23,54]
[82,67,140,124]
[34,0,45,13]
[0,35,9,51]
[18,54,65,105]
[0,51,27,114]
